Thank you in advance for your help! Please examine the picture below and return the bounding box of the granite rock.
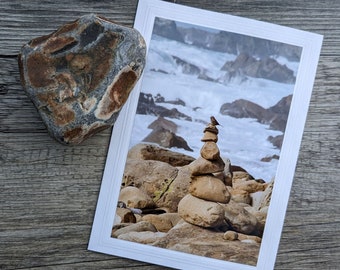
[18,14,146,144]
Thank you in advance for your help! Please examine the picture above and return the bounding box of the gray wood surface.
[0,0,339,269]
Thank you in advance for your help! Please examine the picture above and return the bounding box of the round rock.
[189,175,230,203]
[200,141,220,160]
[178,194,225,228]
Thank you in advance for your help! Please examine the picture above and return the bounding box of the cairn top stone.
[18,14,146,144]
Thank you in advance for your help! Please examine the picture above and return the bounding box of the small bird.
[210,116,221,126]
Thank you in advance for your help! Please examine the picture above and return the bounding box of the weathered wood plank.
[0,0,339,269]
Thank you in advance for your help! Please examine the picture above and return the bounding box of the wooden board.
[0,0,339,269]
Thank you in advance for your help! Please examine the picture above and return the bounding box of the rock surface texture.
[18,14,146,144]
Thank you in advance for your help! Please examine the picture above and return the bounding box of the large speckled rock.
[18,14,146,144]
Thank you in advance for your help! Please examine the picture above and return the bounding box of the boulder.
[221,53,296,83]
[232,179,267,193]
[18,14,146,144]
[220,95,292,133]
[255,180,274,211]
[122,159,178,200]
[119,186,155,209]
[223,201,260,236]
[127,143,195,167]
[227,187,252,205]
[147,116,177,133]
[154,221,260,266]
[178,194,225,228]
[142,213,181,232]
[143,127,193,151]
[115,208,137,223]
[232,171,253,184]
[153,165,192,212]
[189,175,230,203]
[112,221,157,238]
[117,231,167,245]
[268,134,284,149]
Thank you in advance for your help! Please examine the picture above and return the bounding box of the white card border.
[88,1,323,269]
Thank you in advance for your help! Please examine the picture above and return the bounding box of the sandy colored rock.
[244,206,267,235]
[223,201,260,236]
[142,213,181,232]
[232,171,253,184]
[18,14,146,144]
[119,186,155,209]
[238,233,262,243]
[117,231,167,244]
[223,230,238,241]
[228,186,252,205]
[178,194,225,228]
[122,159,178,200]
[189,175,230,203]
[153,165,191,212]
[154,221,260,266]
[200,141,220,160]
[233,179,267,193]
[112,221,157,238]
[220,157,233,186]
[256,179,274,211]
[116,208,137,223]
[127,143,195,167]
[188,156,225,176]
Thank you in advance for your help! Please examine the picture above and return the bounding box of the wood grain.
[0,0,339,269]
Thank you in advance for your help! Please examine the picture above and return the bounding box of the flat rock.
[18,14,146,144]
[127,143,195,167]
[154,221,260,266]
[117,231,167,245]
[112,221,157,238]
[201,130,218,142]
[188,156,225,176]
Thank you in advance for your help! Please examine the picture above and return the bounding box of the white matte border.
[88,1,323,269]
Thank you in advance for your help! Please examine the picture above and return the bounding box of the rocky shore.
[113,118,273,266]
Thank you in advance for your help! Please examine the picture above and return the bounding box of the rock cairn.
[178,117,231,228]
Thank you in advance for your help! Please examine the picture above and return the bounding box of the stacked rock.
[178,117,231,228]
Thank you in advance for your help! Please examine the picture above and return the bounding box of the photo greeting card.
[89,0,323,269]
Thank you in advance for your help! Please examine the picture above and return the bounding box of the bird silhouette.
[210,116,220,126]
